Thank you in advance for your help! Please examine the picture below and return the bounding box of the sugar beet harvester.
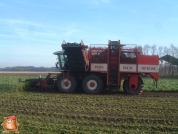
[52,40,159,95]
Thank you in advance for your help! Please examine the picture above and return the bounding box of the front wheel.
[123,77,143,95]
[82,74,103,94]
[57,74,77,93]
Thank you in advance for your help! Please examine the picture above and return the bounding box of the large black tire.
[82,74,103,94]
[57,74,77,93]
[123,76,144,95]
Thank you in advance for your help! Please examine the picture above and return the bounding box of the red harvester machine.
[51,40,159,95]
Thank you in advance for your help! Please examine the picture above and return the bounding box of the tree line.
[0,66,58,72]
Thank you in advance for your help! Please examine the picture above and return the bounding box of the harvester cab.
[53,51,67,70]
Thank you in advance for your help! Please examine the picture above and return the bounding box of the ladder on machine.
[62,70,69,79]
[108,41,120,87]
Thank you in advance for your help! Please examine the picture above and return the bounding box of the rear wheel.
[82,74,103,94]
[123,77,143,95]
[57,74,77,93]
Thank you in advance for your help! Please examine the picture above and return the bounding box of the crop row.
[0,91,178,133]
[0,97,177,115]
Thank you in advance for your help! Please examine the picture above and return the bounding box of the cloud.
[0,2,11,7]
[64,29,77,37]
[14,0,62,10]
[0,18,81,49]
[0,34,9,37]
[32,4,62,10]
[62,23,79,38]
[12,27,58,39]
[0,18,62,43]
[98,0,110,3]
[91,0,111,5]
[13,28,28,39]
[0,19,44,27]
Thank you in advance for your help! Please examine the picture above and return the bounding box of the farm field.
[0,74,178,133]
[0,74,178,92]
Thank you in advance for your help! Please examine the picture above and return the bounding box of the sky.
[0,0,178,68]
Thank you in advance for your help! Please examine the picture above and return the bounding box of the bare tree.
[162,46,170,76]
[163,46,170,55]
[143,44,150,55]
[158,46,163,57]
[158,46,163,75]
[150,44,157,55]
[162,45,178,76]
[137,45,143,54]
[169,44,178,76]
[170,44,178,58]
[173,44,178,75]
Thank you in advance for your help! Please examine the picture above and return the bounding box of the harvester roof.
[53,51,64,55]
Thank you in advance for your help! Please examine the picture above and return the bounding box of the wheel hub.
[131,84,136,90]
[64,81,69,86]
[61,79,71,90]
[90,82,95,87]
[87,80,97,90]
